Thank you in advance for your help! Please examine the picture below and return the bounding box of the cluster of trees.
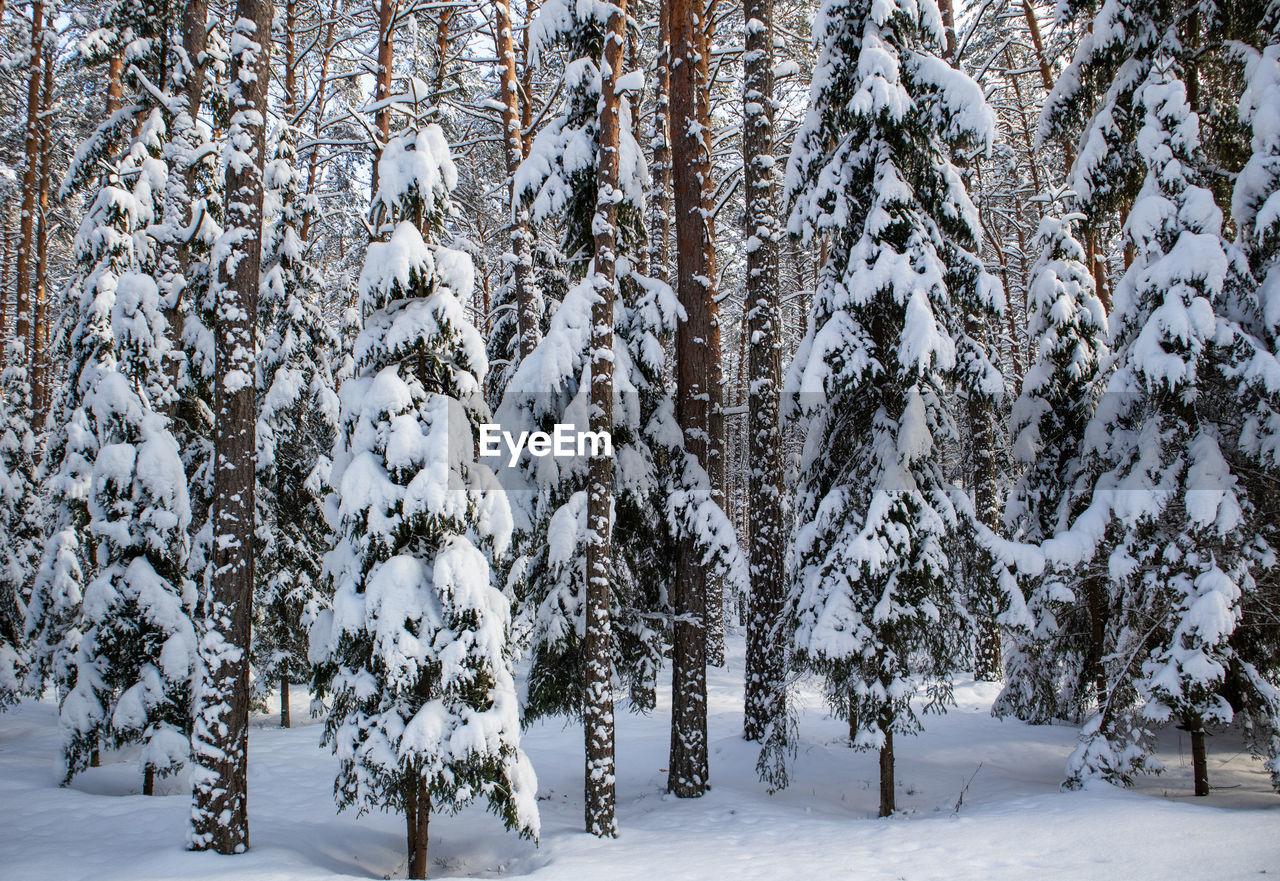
[0,0,1276,873]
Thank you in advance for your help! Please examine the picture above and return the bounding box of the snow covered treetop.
[371,126,458,235]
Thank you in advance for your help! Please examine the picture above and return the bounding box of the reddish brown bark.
[14,1,45,374]
[666,0,718,796]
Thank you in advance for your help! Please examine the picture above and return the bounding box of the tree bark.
[492,0,538,359]
[405,772,430,878]
[666,0,716,796]
[188,0,273,854]
[370,0,397,199]
[32,46,53,423]
[741,0,785,742]
[144,763,156,796]
[1190,724,1208,797]
[879,728,895,817]
[583,0,626,838]
[697,0,726,671]
[14,1,45,378]
[300,0,340,243]
[647,11,672,288]
[280,678,291,728]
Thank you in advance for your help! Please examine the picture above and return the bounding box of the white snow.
[2,637,1276,880]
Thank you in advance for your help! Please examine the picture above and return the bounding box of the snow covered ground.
[2,636,1277,881]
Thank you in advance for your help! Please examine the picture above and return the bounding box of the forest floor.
[1,636,1277,881]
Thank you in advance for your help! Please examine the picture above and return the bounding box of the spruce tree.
[501,0,743,736]
[0,347,39,707]
[780,0,1020,816]
[316,112,539,878]
[1055,61,1280,794]
[56,127,197,792]
[253,127,339,725]
[996,205,1108,724]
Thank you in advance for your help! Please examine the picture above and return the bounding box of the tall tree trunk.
[741,0,784,742]
[300,0,340,243]
[696,0,726,670]
[14,1,44,379]
[189,0,273,854]
[583,0,626,838]
[370,0,397,199]
[32,46,53,423]
[666,0,716,796]
[648,12,672,288]
[283,0,298,118]
[1,215,10,338]
[879,728,895,817]
[280,678,290,728]
[520,0,538,157]
[432,6,454,100]
[492,0,538,359]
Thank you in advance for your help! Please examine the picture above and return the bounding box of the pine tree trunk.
[519,0,537,157]
[583,0,626,838]
[280,678,290,728]
[32,47,53,423]
[666,0,715,798]
[1190,724,1209,797]
[406,773,430,879]
[879,729,895,817]
[369,0,396,200]
[493,0,538,359]
[648,14,671,288]
[742,0,785,743]
[14,1,44,374]
[144,763,155,796]
[189,0,273,854]
[300,0,339,244]
[696,4,726,671]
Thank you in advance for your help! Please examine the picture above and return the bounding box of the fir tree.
[996,205,1109,724]
[1052,61,1280,794]
[0,346,40,707]
[252,127,339,725]
[501,0,744,732]
[315,111,539,878]
[779,0,1022,816]
[56,127,197,791]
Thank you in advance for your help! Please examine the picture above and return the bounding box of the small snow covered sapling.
[317,104,538,879]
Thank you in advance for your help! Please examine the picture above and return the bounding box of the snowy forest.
[0,0,1278,876]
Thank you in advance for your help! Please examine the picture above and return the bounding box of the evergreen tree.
[56,124,197,791]
[1054,61,1280,794]
[0,344,40,707]
[996,205,1108,724]
[252,127,339,725]
[501,0,744,730]
[315,112,539,878]
[779,0,1022,816]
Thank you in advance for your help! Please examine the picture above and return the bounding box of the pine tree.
[190,0,273,852]
[316,114,539,878]
[995,204,1108,724]
[1232,14,1280,793]
[741,0,789,747]
[780,0,1017,817]
[55,123,197,792]
[502,0,743,736]
[0,344,39,707]
[1055,61,1279,795]
[252,127,339,726]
